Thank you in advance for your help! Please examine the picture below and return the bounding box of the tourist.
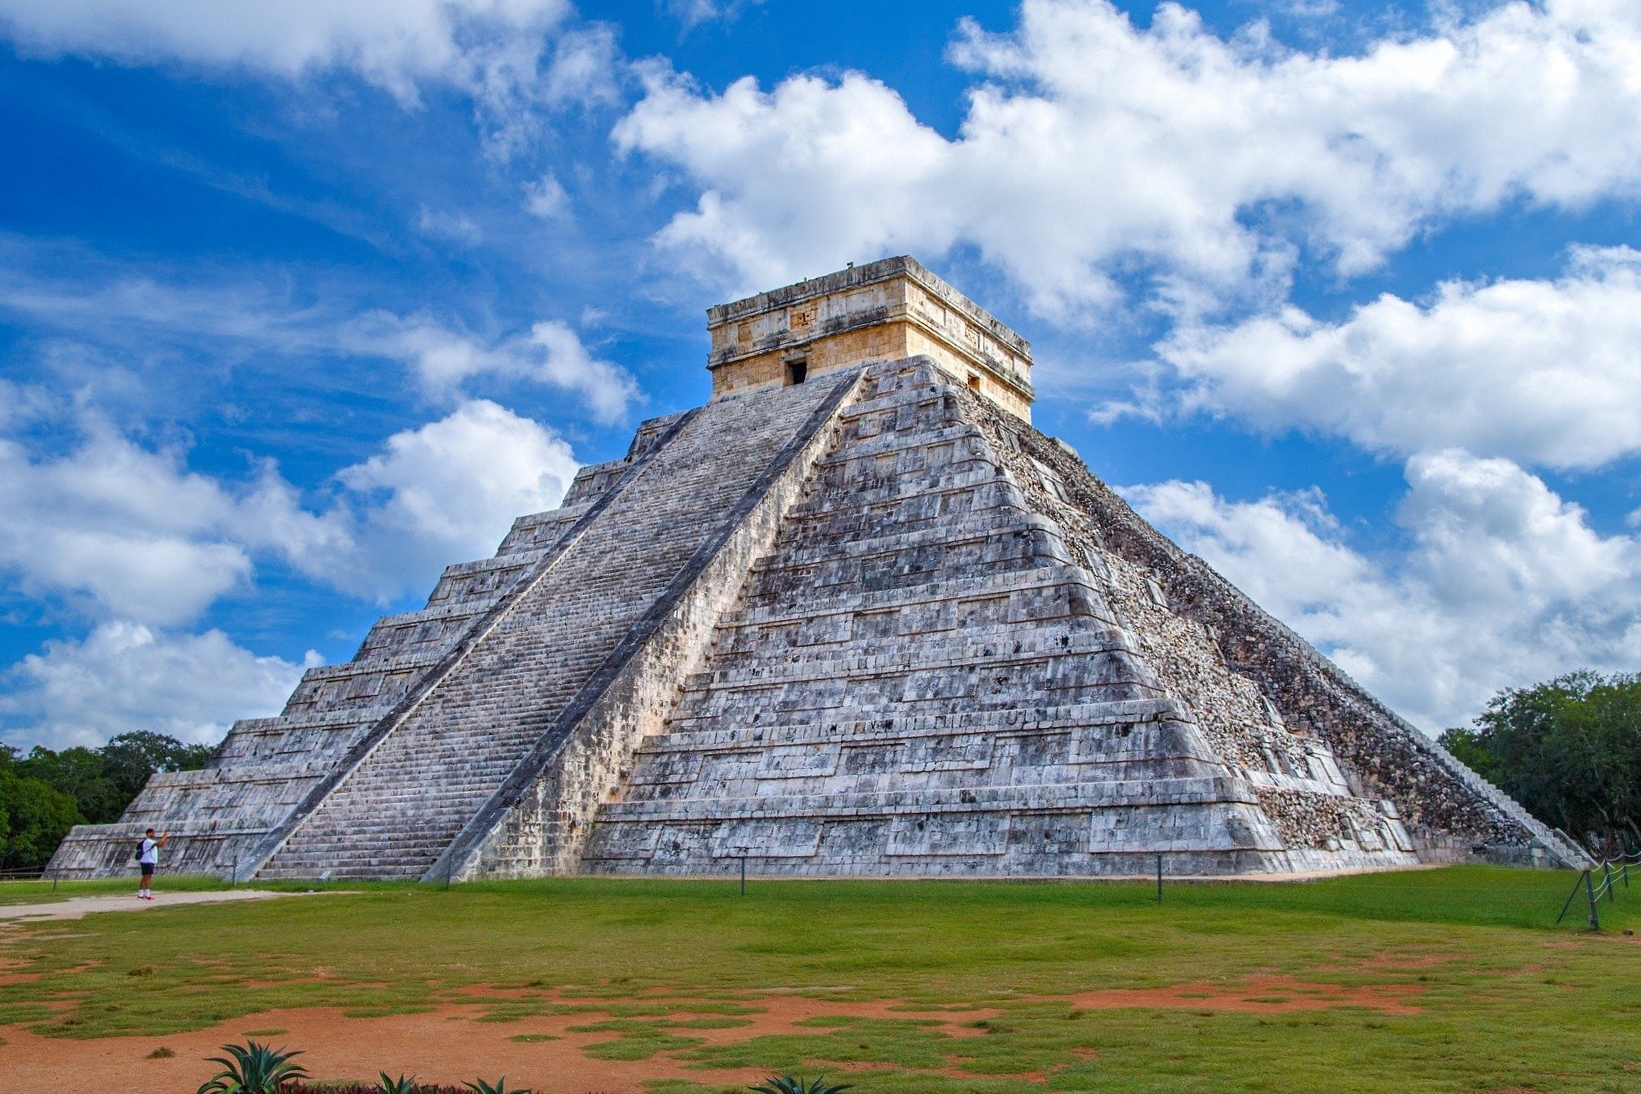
[137,828,167,900]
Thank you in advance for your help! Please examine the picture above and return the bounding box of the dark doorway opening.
[786,359,808,386]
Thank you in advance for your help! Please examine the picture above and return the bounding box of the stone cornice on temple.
[706,255,1036,422]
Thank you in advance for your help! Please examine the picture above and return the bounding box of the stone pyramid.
[50,257,1588,881]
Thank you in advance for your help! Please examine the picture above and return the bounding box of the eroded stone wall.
[981,404,1584,867]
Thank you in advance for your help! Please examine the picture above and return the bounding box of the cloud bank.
[0,399,578,749]
[618,0,1641,316]
[1127,451,1641,729]
[0,623,320,750]
[1156,246,1641,470]
[0,0,571,101]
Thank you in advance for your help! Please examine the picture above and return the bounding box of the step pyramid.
[49,257,1589,880]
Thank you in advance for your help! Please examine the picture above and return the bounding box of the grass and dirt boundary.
[1,867,1636,1092]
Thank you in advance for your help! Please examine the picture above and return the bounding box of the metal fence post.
[1156,853,1163,903]
[1585,870,1601,931]
[740,855,747,897]
[1557,870,1588,924]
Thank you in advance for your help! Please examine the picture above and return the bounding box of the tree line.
[0,731,215,871]
[1439,671,1640,857]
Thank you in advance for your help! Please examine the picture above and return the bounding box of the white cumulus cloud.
[615,67,957,299]
[0,399,579,748]
[0,0,572,103]
[1125,450,1641,730]
[345,314,639,422]
[523,173,571,219]
[330,398,579,595]
[0,425,258,626]
[0,399,579,623]
[1155,246,1641,469]
[0,622,318,751]
[617,0,1641,316]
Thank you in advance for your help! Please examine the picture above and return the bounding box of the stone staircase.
[257,374,859,880]
[47,411,675,879]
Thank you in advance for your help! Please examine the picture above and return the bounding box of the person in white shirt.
[137,828,167,900]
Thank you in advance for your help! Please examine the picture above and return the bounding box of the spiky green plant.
[196,1040,309,1094]
[750,1077,853,1094]
[463,1080,529,1094]
[377,1073,418,1094]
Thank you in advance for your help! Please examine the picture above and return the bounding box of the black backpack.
[133,840,146,863]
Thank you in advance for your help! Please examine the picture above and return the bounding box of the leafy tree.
[99,731,216,807]
[1436,726,1496,782]
[18,745,121,823]
[15,731,217,825]
[1440,671,1641,856]
[0,768,83,870]
[0,731,218,867]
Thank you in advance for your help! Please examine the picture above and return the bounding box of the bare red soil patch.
[0,1003,762,1094]
[0,971,1427,1091]
[0,992,1005,1093]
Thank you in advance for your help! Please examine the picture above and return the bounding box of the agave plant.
[749,1076,853,1094]
[196,1040,309,1094]
[377,1073,419,1094]
[463,1079,530,1094]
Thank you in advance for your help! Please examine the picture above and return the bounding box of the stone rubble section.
[975,397,1587,868]
[582,360,1417,876]
[255,376,857,881]
[45,417,671,878]
[951,387,1413,860]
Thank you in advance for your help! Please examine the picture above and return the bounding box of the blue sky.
[2,0,1639,750]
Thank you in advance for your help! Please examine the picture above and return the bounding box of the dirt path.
[0,889,331,922]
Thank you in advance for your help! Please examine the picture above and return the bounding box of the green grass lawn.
[2,867,1637,1093]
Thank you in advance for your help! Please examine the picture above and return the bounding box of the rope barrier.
[1555,852,1635,929]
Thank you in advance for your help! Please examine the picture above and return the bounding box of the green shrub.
[750,1076,853,1094]
[196,1040,309,1094]
[462,1079,530,1094]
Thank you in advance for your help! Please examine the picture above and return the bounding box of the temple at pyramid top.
[707,255,1036,421]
